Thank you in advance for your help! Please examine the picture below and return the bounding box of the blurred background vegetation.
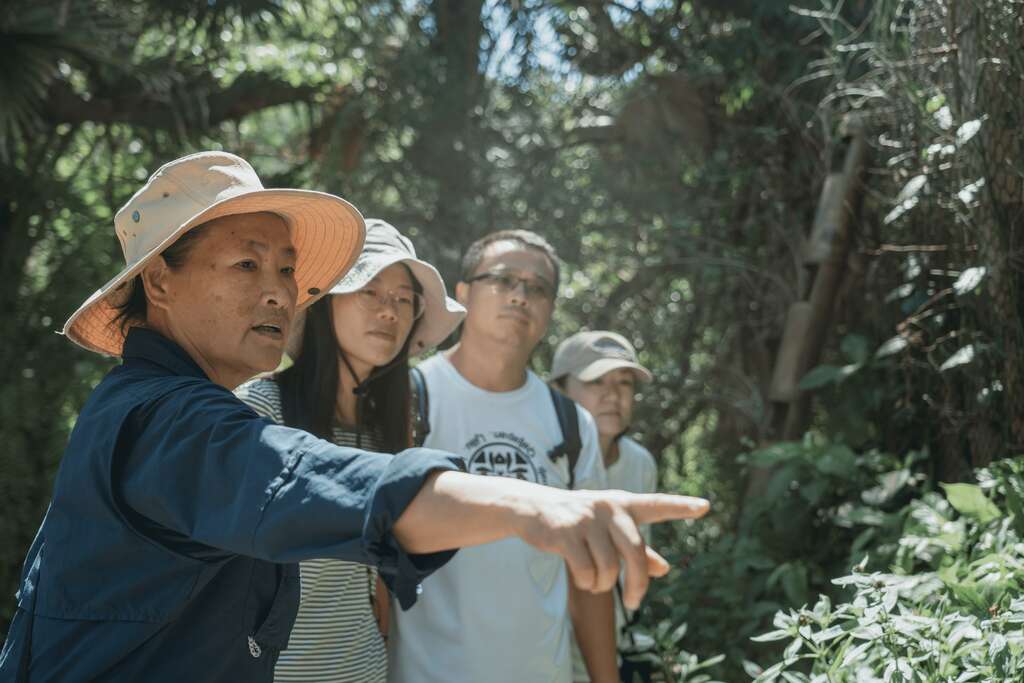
[2,0,1022,679]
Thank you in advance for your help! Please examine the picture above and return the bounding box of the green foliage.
[619,620,727,683]
[3,3,836,635]
[638,433,925,681]
[799,0,1024,477]
[4,7,1022,683]
[751,459,1024,682]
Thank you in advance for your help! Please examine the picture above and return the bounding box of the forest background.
[2,1,1023,680]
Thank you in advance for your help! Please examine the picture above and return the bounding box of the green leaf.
[810,625,846,644]
[862,469,912,506]
[754,659,786,682]
[896,174,928,203]
[885,283,916,302]
[953,267,986,295]
[780,672,809,683]
[958,178,986,206]
[875,335,908,358]
[747,442,804,466]
[816,444,858,478]
[988,633,1007,658]
[881,587,898,612]
[1003,475,1024,535]
[940,345,975,371]
[956,119,983,146]
[799,477,829,505]
[934,105,953,130]
[799,363,861,390]
[949,622,983,647]
[841,334,870,364]
[690,653,725,671]
[840,640,872,668]
[941,483,1002,523]
[925,93,945,113]
[780,564,809,606]
[742,660,765,677]
[798,364,843,390]
[884,175,927,224]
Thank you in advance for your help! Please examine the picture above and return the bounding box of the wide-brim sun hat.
[62,151,365,357]
[550,330,653,384]
[288,218,465,358]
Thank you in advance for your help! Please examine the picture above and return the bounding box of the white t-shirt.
[388,353,606,683]
[572,435,658,681]
[607,436,658,501]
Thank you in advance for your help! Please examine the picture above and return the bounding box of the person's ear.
[455,281,470,306]
[140,256,174,313]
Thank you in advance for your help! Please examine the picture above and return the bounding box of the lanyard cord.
[336,348,409,449]
[337,350,367,448]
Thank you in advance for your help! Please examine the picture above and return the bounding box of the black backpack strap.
[547,386,582,489]
[410,366,430,447]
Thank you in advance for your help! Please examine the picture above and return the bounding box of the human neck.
[336,353,371,425]
[601,436,620,468]
[145,316,245,390]
[446,335,532,393]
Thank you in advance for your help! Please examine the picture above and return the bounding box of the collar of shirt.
[122,327,209,380]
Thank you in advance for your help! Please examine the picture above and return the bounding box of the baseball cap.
[549,330,652,383]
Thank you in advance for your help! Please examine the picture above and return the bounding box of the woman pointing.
[0,151,708,682]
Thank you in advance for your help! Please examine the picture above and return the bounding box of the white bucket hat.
[289,218,465,357]
[550,330,653,384]
[62,151,365,357]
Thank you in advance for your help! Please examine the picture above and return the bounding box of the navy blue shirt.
[0,328,463,682]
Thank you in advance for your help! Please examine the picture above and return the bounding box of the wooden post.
[780,125,867,439]
[746,121,868,500]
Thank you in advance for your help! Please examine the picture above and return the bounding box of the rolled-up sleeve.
[118,379,464,607]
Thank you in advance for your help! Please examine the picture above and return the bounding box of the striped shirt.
[236,377,388,683]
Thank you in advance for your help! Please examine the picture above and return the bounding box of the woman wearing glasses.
[236,219,465,683]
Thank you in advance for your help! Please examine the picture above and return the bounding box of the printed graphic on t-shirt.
[463,431,549,485]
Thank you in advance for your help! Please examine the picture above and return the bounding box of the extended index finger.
[608,509,649,608]
[626,494,710,525]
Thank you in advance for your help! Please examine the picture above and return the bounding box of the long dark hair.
[277,267,423,453]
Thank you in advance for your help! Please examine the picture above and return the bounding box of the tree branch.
[41,72,318,130]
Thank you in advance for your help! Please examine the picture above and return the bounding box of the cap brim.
[575,358,653,383]
[63,188,365,357]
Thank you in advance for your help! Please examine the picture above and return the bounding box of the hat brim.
[328,252,465,355]
[63,188,365,357]
[575,358,653,383]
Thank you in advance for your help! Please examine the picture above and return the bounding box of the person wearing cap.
[388,230,622,683]
[0,152,709,683]
[550,331,656,490]
[235,219,465,683]
[550,331,658,682]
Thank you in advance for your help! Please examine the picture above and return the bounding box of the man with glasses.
[389,230,619,683]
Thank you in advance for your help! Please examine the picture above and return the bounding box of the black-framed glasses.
[354,287,425,320]
[466,271,555,301]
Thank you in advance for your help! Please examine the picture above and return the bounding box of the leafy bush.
[751,459,1024,681]
[637,435,925,681]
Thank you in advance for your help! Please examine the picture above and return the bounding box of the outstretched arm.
[392,470,709,609]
